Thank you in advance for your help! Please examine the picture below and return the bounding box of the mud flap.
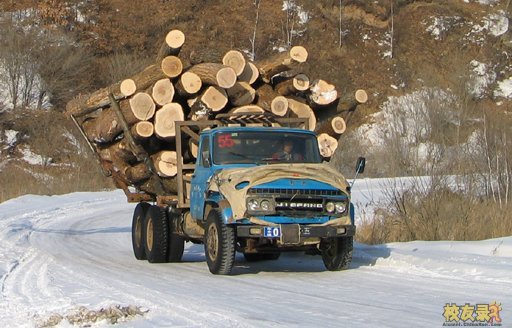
[280,224,300,245]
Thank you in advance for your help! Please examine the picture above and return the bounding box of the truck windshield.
[212,131,322,164]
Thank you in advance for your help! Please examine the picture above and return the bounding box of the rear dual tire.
[131,203,184,263]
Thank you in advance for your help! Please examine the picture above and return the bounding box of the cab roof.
[199,126,316,137]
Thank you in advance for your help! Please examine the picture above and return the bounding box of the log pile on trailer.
[66,29,367,201]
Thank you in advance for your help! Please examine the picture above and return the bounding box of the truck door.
[190,136,212,221]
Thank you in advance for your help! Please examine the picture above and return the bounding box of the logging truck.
[67,28,368,274]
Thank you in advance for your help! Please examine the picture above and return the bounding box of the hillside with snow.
[0,185,510,327]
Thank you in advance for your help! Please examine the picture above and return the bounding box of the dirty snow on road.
[0,186,510,327]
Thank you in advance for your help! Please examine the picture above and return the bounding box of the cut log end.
[165,29,185,49]
[216,67,237,89]
[271,96,288,117]
[331,117,347,135]
[202,86,228,112]
[120,79,136,97]
[290,46,308,63]
[129,92,156,120]
[154,103,185,139]
[161,56,183,78]
[131,121,154,139]
[317,133,338,158]
[222,50,246,76]
[179,72,202,95]
[152,78,175,106]
[355,89,368,104]
[293,74,310,91]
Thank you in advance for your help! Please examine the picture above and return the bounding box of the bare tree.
[249,0,262,61]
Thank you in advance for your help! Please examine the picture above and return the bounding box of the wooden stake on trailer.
[108,93,165,195]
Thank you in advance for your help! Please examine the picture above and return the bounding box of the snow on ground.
[0,185,510,327]
[468,60,496,99]
[20,146,51,166]
[494,77,512,99]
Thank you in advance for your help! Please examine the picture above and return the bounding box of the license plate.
[263,226,281,238]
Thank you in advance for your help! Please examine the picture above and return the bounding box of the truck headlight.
[248,199,260,211]
[260,200,271,211]
[335,203,346,213]
[325,202,335,213]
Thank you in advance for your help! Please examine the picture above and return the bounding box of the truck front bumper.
[237,224,355,244]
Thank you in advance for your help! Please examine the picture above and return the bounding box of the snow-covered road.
[0,190,510,327]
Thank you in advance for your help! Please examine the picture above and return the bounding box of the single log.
[152,78,175,106]
[222,50,246,76]
[275,73,310,96]
[287,98,316,131]
[139,175,178,195]
[161,56,183,78]
[82,100,137,143]
[129,92,156,120]
[337,89,368,112]
[230,105,265,114]
[308,79,338,106]
[154,103,185,140]
[120,79,136,97]
[67,64,166,117]
[238,62,259,85]
[151,150,179,177]
[99,138,137,164]
[190,86,228,120]
[227,82,256,107]
[156,29,185,61]
[131,121,154,139]
[229,105,265,127]
[317,133,339,158]
[257,46,308,83]
[188,63,237,89]
[124,162,152,184]
[189,48,223,65]
[315,116,347,137]
[175,71,202,96]
[256,84,288,116]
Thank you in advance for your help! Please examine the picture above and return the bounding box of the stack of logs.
[66,29,368,197]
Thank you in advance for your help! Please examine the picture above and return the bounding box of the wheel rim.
[146,218,153,252]
[207,224,218,261]
[135,216,143,248]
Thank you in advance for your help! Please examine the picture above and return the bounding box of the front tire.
[320,236,353,271]
[144,205,169,263]
[132,202,150,260]
[204,209,235,275]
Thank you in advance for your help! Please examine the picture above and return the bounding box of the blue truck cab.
[184,125,363,274]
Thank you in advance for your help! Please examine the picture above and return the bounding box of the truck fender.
[203,199,234,224]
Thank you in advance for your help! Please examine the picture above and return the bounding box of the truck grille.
[248,188,344,197]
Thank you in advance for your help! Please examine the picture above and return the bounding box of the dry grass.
[356,187,512,244]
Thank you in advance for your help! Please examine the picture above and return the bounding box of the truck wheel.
[167,210,185,262]
[144,205,169,263]
[244,252,281,262]
[204,209,235,275]
[132,202,150,260]
[320,236,353,271]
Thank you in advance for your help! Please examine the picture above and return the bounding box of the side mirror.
[356,157,366,174]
